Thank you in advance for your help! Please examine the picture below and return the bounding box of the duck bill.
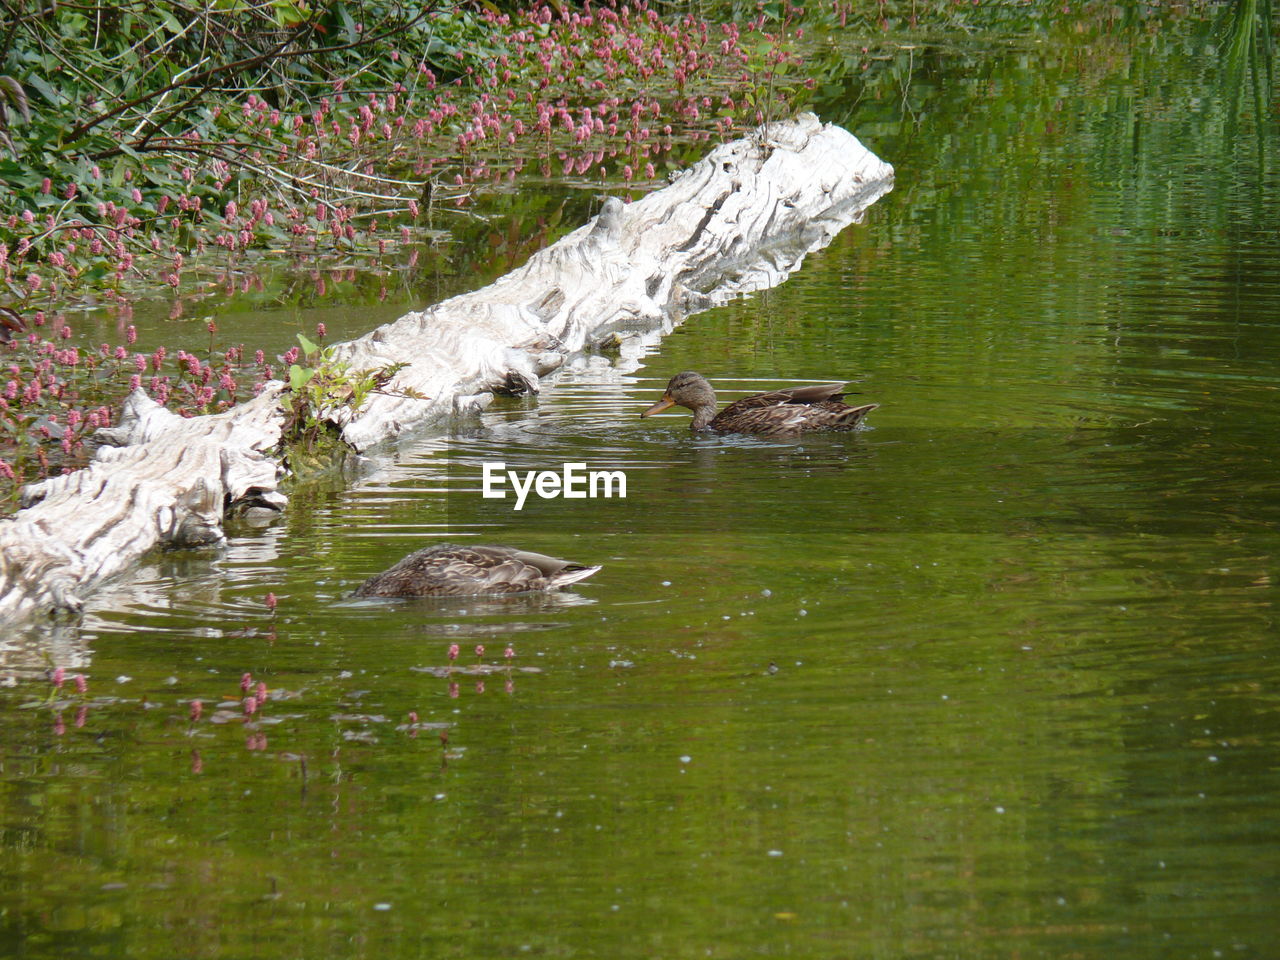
[641,395,676,418]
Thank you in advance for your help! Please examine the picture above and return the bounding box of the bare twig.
[64,6,432,146]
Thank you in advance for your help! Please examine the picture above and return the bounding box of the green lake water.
[4,10,1280,959]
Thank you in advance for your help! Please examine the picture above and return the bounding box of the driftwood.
[0,113,893,630]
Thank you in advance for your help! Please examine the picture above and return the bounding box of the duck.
[640,371,877,438]
[0,306,25,343]
[354,543,601,598]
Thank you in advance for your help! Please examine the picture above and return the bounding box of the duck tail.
[839,402,879,427]
[548,564,602,589]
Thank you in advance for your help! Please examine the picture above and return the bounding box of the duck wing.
[460,546,599,592]
[719,382,851,414]
[500,548,602,588]
[711,383,876,438]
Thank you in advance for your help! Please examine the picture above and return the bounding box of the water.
[4,10,1280,958]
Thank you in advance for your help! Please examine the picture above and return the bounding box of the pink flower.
[241,672,253,692]
[190,699,203,721]
[447,643,459,662]
[503,646,515,660]
[74,673,87,694]
[52,667,65,689]
[265,592,278,611]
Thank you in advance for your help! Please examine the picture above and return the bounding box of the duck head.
[641,371,718,428]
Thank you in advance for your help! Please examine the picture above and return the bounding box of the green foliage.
[0,316,255,498]
[280,332,422,457]
[0,2,481,300]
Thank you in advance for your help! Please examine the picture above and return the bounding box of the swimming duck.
[354,543,601,598]
[641,371,877,437]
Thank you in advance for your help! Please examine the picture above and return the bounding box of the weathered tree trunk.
[0,114,893,627]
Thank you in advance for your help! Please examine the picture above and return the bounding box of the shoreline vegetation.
[0,0,1254,506]
[0,0,828,502]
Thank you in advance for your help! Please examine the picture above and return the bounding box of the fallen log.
[0,113,893,627]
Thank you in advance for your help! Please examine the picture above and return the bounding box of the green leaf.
[338,7,358,43]
[159,10,185,35]
[289,364,315,391]
[296,333,319,357]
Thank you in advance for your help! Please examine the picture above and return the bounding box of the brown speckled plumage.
[0,306,26,343]
[355,543,601,598]
[641,371,877,437]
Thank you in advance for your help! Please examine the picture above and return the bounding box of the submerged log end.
[453,393,493,417]
[161,477,225,547]
[0,531,86,619]
[0,400,289,620]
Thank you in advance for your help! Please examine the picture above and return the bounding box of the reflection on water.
[4,10,1280,960]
